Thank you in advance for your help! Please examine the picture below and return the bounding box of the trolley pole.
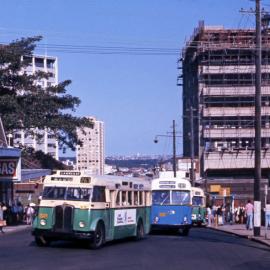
[173,120,177,178]
[254,0,262,237]
[190,107,195,187]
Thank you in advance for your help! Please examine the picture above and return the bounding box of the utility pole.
[173,120,177,178]
[154,120,180,178]
[190,107,195,186]
[254,0,262,237]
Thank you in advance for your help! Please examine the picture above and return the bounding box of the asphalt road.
[1,228,270,270]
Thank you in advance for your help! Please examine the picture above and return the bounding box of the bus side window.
[139,191,143,206]
[116,191,121,206]
[92,186,106,202]
[110,190,115,207]
[146,191,151,206]
[134,191,138,205]
[128,191,132,206]
[122,191,129,206]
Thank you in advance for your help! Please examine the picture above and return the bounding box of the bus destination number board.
[51,177,73,181]
[59,171,81,176]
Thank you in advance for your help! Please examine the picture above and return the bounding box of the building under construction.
[180,21,270,204]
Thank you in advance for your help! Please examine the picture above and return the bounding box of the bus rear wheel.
[90,222,105,249]
[35,236,51,247]
[135,220,145,240]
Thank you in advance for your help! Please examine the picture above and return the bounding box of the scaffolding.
[181,22,270,175]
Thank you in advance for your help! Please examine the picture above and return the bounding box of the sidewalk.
[209,224,270,247]
[0,224,31,235]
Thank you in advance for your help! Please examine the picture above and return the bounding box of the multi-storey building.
[76,117,104,175]
[13,55,59,160]
[181,21,270,203]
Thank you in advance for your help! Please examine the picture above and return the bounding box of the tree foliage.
[0,36,92,151]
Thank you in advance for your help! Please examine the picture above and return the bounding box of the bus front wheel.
[90,222,105,249]
[135,220,145,240]
[35,236,51,247]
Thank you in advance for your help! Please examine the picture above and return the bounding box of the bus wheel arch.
[90,220,105,249]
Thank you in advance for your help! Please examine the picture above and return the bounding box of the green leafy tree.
[0,36,92,151]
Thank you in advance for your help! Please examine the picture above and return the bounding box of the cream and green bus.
[32,170,151,249]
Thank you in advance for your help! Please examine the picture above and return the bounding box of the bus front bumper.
[32,229,94,241]
[151,224,192,230]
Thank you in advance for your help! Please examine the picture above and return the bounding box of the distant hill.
[105,158,159,169]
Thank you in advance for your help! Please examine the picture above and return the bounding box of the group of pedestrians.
[207,204,226,226]
[207,199,270,231]
[0,201,36,233]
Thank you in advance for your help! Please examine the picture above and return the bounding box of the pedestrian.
[239,205,245,224]
[0,203,7,233]
[207,206,212,226]
[216,205,223,225]
[212,204,218,226]
[245,199,254,230]
[26,204,35,225]
[265,203,270,229]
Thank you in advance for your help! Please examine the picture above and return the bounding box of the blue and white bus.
[150,174,192,236]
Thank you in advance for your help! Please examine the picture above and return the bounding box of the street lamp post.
[154,120,181,178]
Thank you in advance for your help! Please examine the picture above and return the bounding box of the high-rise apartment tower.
[13,55,59,160]
[76,117,104,175]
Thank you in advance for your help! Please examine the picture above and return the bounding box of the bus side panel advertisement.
[114,209,136,226]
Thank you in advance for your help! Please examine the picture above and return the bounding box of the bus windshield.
[42,186,92,201]
[192,196,204,206]
[152,190,190,205]
[66,187,92,201]
[152,191,170,205]
[172,191,190,205]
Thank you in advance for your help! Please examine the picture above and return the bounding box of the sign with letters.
[114,209,136,226]
[0,159,17,178]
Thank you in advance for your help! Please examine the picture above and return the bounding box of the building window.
[47,59,55,69]
[35,58,44,68]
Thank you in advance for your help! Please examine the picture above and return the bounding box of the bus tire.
[90,222,105,249]
[35,236,51,247]
[135,219,145,240]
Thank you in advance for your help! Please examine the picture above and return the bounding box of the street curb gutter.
[0,225,31,235]
[207,226,270,248]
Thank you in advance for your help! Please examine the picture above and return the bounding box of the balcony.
[201,86,270,96]
[199,65,270,74]
[203,128,270,138]
[204,150,270,170]
[203,106,270,117]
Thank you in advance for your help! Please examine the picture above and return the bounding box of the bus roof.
[43,170,151,190]
[151,176,191,190]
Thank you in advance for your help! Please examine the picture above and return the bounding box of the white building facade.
[13,55,59,160]
[76,117,105,175]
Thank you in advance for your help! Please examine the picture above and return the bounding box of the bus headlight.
[154,216,159,224]
[79,221,85,228]
[40,219,46,226]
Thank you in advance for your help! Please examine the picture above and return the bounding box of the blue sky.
[0,0,260,156]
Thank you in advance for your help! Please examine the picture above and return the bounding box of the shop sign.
[210,185,221,193]
[0,159,17,178]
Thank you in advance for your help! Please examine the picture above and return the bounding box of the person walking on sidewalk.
[0,202,7,233]
[207,206,212,226]
[245,200,254,230]
[26,204,35,225]
[265,203,270,229]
